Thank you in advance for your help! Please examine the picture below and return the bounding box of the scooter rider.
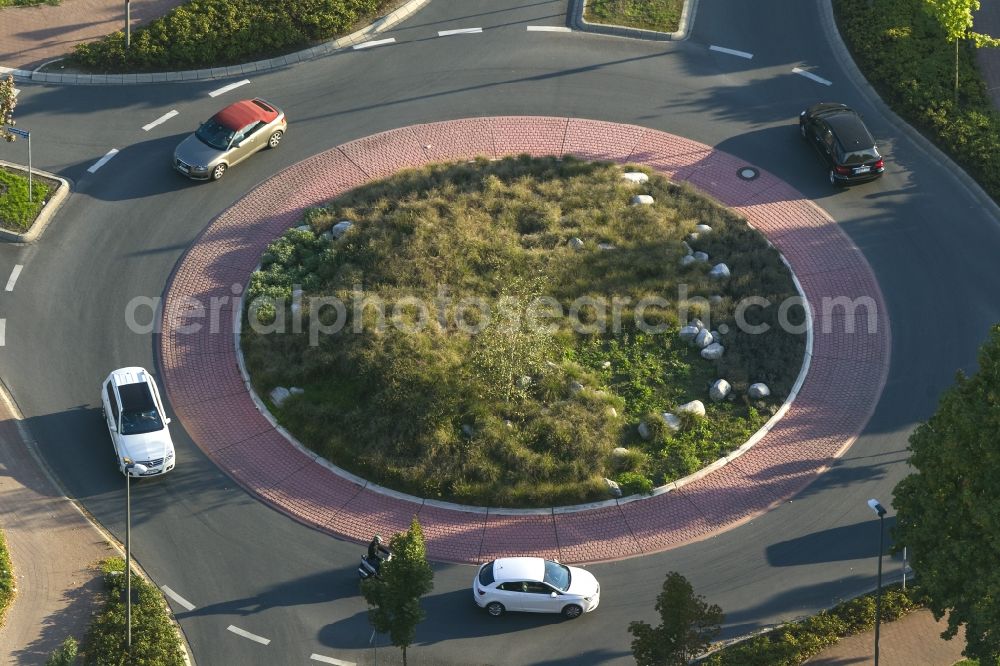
[368,535,389,562]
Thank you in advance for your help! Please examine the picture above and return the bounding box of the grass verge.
[0,166,52,233]
[701,584,921,665]
[0,529,13,626]
[584,0,684,33]
[80,558,185,665]
[835,0,1000,203]
[242,156,805,507]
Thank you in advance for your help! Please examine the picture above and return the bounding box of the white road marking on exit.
[142,110,179,131]
[5,265,22,292]
[87,149,119,173]
[793,67,832,86]
[208,79,251,97]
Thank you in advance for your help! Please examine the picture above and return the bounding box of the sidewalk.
[0,0,186,71]
[806,608,966,666]
[0,395,114,664]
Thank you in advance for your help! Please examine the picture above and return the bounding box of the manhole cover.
[737,167,759,181]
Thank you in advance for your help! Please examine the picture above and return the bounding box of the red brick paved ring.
[158,117,890,565]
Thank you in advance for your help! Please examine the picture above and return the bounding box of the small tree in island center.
[628,571,724,666]
[360,517,434,666]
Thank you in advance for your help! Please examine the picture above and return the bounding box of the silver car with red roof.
[173,98,286,181]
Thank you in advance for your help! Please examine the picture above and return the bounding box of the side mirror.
[550,592,557,598]
[165,417,172,425]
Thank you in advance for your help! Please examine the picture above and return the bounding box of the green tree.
[628,571,724,666]
[360,518,434,666]
[0,74,17,142]
[46,637,78,666]
[893,324,1000,664]
[923,0,1000,104]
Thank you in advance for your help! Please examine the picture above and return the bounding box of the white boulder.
[569,237,585,250]
[621,171,649,184]
[680,255,696,267]
[695,328,714,349]
[695,224,713,234]
[749,383,771,399]
[701,343,725,360]
[269,386,291,406]
[631,194,655,206]
[679,325,700,342]
[710,379,731,402]
[662,412,681,433]
[638,421,652,440]
[605,478,623,498]
[709,263,731,280]
[677,400,706,418]
[693,251,709,263]
[329,220,354,239]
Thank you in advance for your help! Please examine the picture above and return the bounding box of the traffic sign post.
[7,126,31,202]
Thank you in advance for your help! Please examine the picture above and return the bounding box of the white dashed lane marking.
[227,625,270,645]
[353,38,396,49]
[208,79,251,97]
[86,149,119,174]
[793,67,832,86]
[310,654,356,666]
[160,585,195,611]
[0,319,6,347]
[438,28,482,36]
[5,265,22,292]
[526,26,571,32]
[142,110,179,132]
[710,45,753,60]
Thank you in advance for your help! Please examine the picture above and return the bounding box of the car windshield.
[542,561,571,592]
[841,147,880,165]
[118,382,165,435]
[195,118,235,150]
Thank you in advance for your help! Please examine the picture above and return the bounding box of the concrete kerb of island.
[1,0,429,86]
[0,159,71,243]
[568,0,699,41]
[226,154,816,519]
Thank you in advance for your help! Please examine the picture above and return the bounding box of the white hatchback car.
[473,557,600,619]
[101,367,176,476]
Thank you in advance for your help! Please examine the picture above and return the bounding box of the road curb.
[0,159,71,243]
[567,0,698,42]
[0,0,429,87]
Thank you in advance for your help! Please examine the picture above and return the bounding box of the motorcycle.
[358,543,392,580]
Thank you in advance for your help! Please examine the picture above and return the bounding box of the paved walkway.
[0,0,187,72]
[158,117,890,565]
[806,608,966,666]
[0,394,115,665]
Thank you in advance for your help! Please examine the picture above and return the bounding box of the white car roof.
[491,557,546,583]
[107,366,153,387]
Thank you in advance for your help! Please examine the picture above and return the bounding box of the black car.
[799,103,884,185]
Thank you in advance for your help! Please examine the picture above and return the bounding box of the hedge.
[700,585,919,665]
[81,558,185,666]
[835,0,1000,202]
[69,0,389,72]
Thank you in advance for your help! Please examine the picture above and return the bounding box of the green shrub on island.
[242,156,804,507]
[69,0,388,72]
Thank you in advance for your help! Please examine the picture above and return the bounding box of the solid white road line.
[208,79,251,97]
[526,26,571,32]
[310,654,356,666]
[142,109,179,132]
[227,625,270,645]
[710,45,753,60]
[792,67,832,86]
[438,28,483,36]
[5,265,22,292]
[353,38,396,49]
[160,585,195,611]
[86,149,119,174]
[0,319,6,347]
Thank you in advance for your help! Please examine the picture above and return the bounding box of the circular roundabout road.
[4,0,1000,664]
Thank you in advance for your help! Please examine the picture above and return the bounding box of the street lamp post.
[867,498,887,666]
[124,459,148,652]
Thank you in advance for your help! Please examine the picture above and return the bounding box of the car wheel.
[267,130,283,149]
[562,604,583,619]
[211,163,227,181]
[829,169,840,187]
[486,602,505,617]
[799,122,807,139]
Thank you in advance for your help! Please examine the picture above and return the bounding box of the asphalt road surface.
[2,0,999,664]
